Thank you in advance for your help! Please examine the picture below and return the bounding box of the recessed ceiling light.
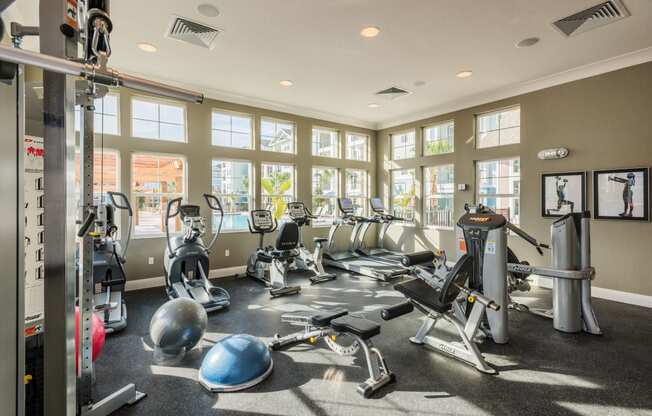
[360,26,380,38]
[368,103,380,108]
[456,70,473,79]
[279,80,294,87]
[197,3,220,17]
[137,42,157,53]
[516,37,540,48]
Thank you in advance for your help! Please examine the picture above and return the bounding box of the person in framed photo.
[608,172,635,217]
[541,172,585,218]
[548,176,574,215]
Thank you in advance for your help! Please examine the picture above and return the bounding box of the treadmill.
[356,197,406,261]
[322,198,407,281]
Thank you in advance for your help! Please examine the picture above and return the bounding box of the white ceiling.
[5,0,652,129]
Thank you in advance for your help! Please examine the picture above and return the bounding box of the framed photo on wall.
[593,167,650,221]
[541,172,586,217]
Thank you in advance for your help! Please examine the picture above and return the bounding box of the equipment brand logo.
[438,343,457,356]
[469,216,491,223]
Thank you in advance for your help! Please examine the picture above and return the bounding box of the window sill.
[218,229,251,235]
[422,225,455,232]
[133,233,169,240]
[311,224,333,229]
[210,144,254,151]
[260,148,296,155]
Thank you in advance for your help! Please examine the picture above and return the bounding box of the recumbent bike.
[246,209,302,297]
[164,194,230,312]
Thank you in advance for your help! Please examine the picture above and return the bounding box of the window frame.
[422,164,455,230]
[259,116,297,154]
[211,158,254,233]
[390,168,417,222]
[345,168,369,216]
[210,108,254,150]
[311,126,341,159]
[475,105,521,149]
[131,152,188,238]
[423,120,454,156]
[475,157,521,224]
[391,130,417,160]
[74,91,121,136]
[311,165,340,227]
[131,96,188,143]
[345,132,370,162]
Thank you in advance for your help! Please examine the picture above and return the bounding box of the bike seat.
[310,308,348,327]
[313,237,329,244]
[330,315,380,340]
[393,278,450,313]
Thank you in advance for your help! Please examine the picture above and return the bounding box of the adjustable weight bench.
[269,308,395,397]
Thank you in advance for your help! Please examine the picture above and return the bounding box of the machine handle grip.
[166,197,182,219]
[486,301,500,311]
[77,211,96,237]
[381,301,414,320]
[107,191,133,216]
[203,193,223,213]
[401,251,436,267]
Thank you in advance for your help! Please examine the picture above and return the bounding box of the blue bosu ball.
[198,334,273,392]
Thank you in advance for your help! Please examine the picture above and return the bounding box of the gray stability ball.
[149,297,208,364]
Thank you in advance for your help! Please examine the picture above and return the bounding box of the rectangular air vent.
[166,16,221,49]
[375,86,411,100]
[552,0,630,37]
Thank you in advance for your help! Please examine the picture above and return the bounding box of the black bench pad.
[394,278,450,313]
[311,308,348,327]
[330,315,380,340]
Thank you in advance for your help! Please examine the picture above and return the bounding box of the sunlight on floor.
[556,401,652,416]
[499,370,602,389]
[150,364,198,381]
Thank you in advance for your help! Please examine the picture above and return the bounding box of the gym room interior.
[1,1,651,415]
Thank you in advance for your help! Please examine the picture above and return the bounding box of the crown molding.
[376,46,652,131]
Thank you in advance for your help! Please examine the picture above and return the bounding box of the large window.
[477,158,520,224]
[346,133,369,161]
[74,149,120,201]
[260,163,295,220]
[424,165,454,228]
[476,106,520,149]
[131,154,186,236]
[312,167,339,226]
[312,128,339,158]
[345,169,368,216]
[74,92,120,135]
[211,160,252,232]
[391,169,416,220]
[211,110,252,149]
[424,121,454,156]
[132,98,186,142]
[391,130,416,160]
[260,118,295,153]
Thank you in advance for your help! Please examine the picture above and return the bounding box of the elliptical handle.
[107,191,133,216]
[165,197,183,258]
[203,193,223,213]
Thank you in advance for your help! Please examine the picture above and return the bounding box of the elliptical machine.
[164,194,230,312]
[286,202,336,285]
[246,210,302,297]
[90,192,133,333]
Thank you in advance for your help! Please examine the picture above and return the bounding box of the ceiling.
[5,0,652,129]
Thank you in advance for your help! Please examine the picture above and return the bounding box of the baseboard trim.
[125,265,246,292]
[533,276,652,309]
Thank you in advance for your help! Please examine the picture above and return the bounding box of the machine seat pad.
[394,278,451,313]
[330,315,380,340]
[313,237,329,244]
[310,308,348,327]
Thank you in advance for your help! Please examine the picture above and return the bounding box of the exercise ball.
[198,334,273,392]
[149,298,207,364]
[74,307,106,371]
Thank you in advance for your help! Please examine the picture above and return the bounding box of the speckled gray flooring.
[94,270,652,416]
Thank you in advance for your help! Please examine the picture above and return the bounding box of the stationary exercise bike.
[246,210,302,297]
[164,194,230,312]
[286,202,336,284]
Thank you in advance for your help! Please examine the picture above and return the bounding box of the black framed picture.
[593,167,650,221]
[541,172,586,217]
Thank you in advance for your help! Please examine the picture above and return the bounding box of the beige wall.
[376,61,652,297]
[25,74,376,281]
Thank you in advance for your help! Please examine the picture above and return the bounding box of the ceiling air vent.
[375,86,411,100]
[166,16,221,49]
[552,0,630,37]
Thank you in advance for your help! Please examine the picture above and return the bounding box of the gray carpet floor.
[94,270,652,416]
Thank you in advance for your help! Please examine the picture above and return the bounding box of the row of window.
[390,157,520,227]
[390,106,521,160]
[77,151,369,235]
[74,93,370,161]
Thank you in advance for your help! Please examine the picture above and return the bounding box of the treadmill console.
[287,202,306,219]
[250,210,274,231]
[338,198,354,214]
[370,197,385,213]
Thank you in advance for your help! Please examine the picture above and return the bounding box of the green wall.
[375,61,652,297]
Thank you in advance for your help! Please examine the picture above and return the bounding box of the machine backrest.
[275,221,299,251]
